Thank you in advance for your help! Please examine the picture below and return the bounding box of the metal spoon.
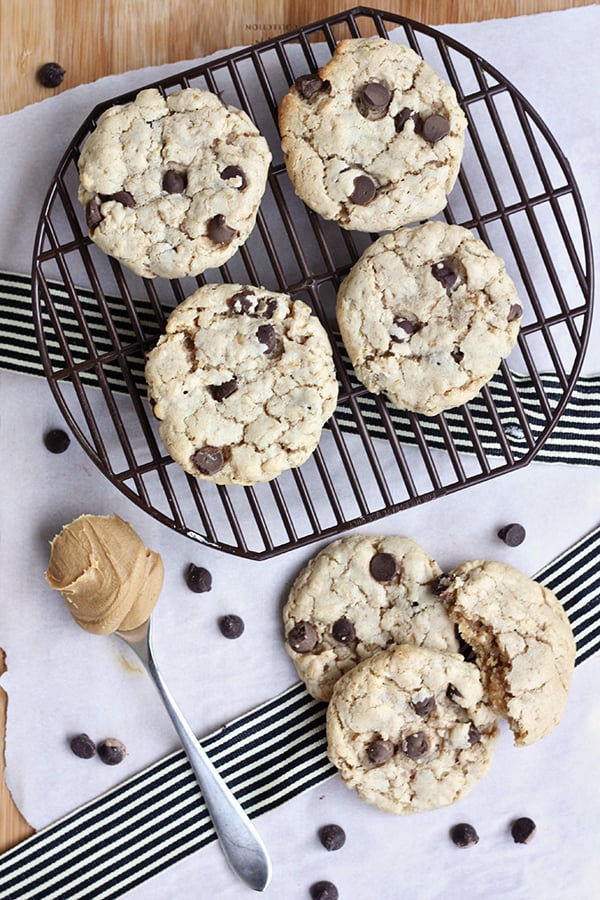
[115,617,272,892]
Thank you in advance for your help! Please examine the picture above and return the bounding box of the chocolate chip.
[391,317,417,343]
[295,74,325,100]
[431,573,453,596]
[318,823,346,852]
[451,347,464,364]
[264,298,278,318]
[349,174,376,205]
[508,303,523,322]
[69,733,96,759]
[97,738,127,765]
[403,731,430,759]
[310,881,339,900]
[431,259,458,290]
[220,165,247,190]
[111,190,135,208]
[287,621,318,653]
[497,523,526,547]
[209,379,238,402]
[37,62,65,88]
[44,428,70,453]
[230,290,257,314]
[191,445,225,475]
[162,170,187,194]
[186,564,212,593]
[369,552,396,582]
[394,107,417,132]
[331,617,356,644]
[511,817,536,844]
[446,683,463,702]
[85,200,102,230]
[366,738,395,765]
[207,214,237,244]
[358,81,391,116]
[219,614,245,639]
[450,822,479,848]
[420,113,450,143]
[456,629,477,663]
[412,696,436,717]
[468,724,481,745]
[257,323,276,353]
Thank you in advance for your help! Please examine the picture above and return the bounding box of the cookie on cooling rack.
[326,643,499,815]
[278,37,467,232]
[336,220,523,416]
[77,87,271,278]
[283,534,458,701]
[144,283,338,485]
[435,559,576,746]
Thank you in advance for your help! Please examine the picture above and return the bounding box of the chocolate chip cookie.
[77,87,271,278]
[283,534,458,701]
[278,37,467,231]
[336,221,523,416]
[436,560,576,745]
[326,644,499,814]
[144,283,338,485]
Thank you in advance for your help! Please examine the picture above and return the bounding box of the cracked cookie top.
[283,534,459,701]
[326,643,499,815]
[77,87,271,278]
[144,283,338,485]
[336,220,523,416]
[436,559,576,746]
[278,37,467,231]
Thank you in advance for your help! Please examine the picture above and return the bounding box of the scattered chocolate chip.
[257,323,276,353]
[85,200,102,230]
[450,822,479,848]
[186,563,212,593]
[358,80,391,116]
[331,617,356,644]
[420,113,450,143]
[111,190,135,207]
[403,731,430,759]
[44,428,70,453]
[220,165,247,190]
[508,303,523,322]
[369,552,397,582]
[37,62,65,88]
[394,107,417,132]
[349,174,376,205]
[209,379,238,402]
[162,170,187,194]
[412,696,436,717]
[431,259,458,290]
[69,733,96,759]
[310,881,339,900]
[264,298,278,318]
[230,290,257,314]
[446,683,463,702]
[191,445,226,476]
[431,573,453,596]
[451,347,464,364]
[207,213,237,244]
[295,74,325,100]
[97,738,127,766]
[391,317,418,343]
[287,621,318,653]
[219,614,245,639]
[468,724,481,745]
[511,817,536,844]
[497,523,526,547]
[366,738,395,765]
[318,823,346,852]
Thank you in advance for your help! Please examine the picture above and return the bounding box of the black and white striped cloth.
[0,522,598,899]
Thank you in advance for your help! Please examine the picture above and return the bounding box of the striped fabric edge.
[0,524,599,899]
[2,271,599,466]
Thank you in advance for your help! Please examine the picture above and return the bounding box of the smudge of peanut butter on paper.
[0,649,35,851]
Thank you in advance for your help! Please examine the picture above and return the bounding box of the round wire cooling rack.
[32,6,593,560]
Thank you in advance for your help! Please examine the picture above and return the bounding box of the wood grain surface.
[0,0,587,856]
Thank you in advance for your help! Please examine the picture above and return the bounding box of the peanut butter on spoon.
[45,514,164,634]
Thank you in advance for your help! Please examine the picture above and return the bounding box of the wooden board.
[0,0,587,856]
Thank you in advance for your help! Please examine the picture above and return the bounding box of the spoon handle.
[140,626,272,892]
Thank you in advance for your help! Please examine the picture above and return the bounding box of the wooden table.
[0,0,587,856]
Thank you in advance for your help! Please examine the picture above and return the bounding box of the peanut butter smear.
[45,514,164,634]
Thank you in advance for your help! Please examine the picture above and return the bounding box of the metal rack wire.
[32,6,593,558]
